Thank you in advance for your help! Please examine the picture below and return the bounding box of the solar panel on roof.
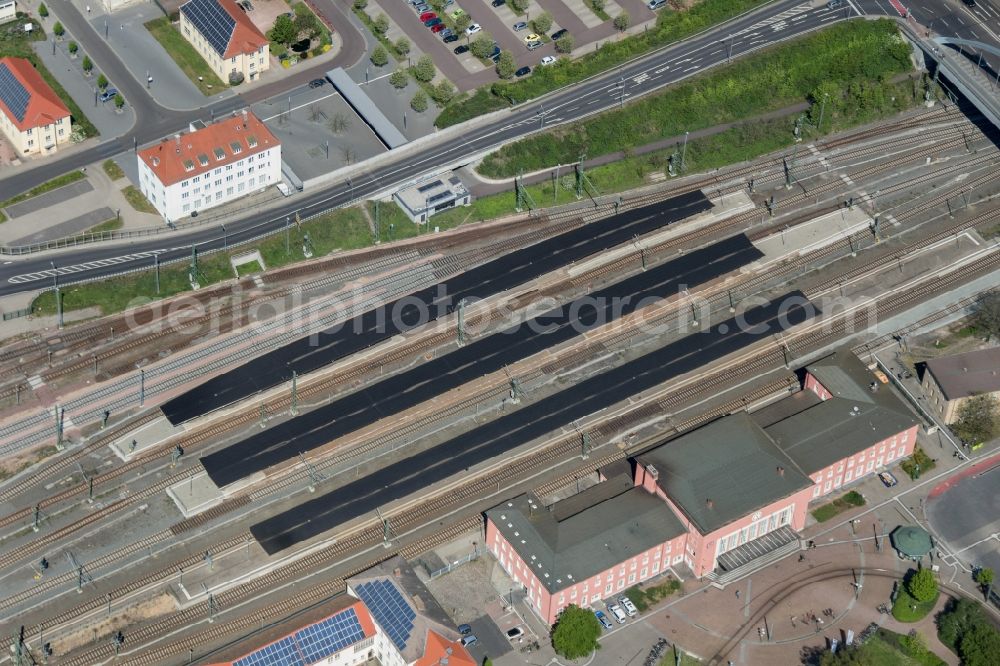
[233,635,304,666]
[354,580,415,651]
[294,607,366,663]
[417,180,442,193]
[427,191,454,206]
[181,0,235,58]
[0,63,31,123]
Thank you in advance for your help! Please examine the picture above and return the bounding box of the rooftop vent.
[777,466,785,477]
[706,499,714,510]
[645,463,659,480]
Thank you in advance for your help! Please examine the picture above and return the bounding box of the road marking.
[682,66,700,73]
[7,250,166,284]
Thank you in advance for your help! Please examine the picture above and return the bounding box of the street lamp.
[221,223,227,251]
[50,261,62,329]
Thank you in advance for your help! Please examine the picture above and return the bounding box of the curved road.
[2,0,989,295]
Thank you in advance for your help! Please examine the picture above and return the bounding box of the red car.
[431,22,446,31]
[419,11,437,20]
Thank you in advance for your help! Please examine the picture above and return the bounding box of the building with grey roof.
[922,346,1000,423]
[393,174,470,224]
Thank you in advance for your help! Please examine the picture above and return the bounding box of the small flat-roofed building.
[393,174,470,224]
[0,56,71,156]
[137,111,280,222]
[179,0,269,84]
[486,474,688,624]
[922,347,1000,424]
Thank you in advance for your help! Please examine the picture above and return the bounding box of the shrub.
[432,79,455,104]
[39,2,48,17]
[532,11,552,33]
[470,33,494,59]
[455,13,472,32]
[53,21,64,37]
[269,15,297,45]
[907,568,937,604]
[591,0,604,10]
[389,69,408,89]
[554,34,574,53]
[395,37,410,56]
[229,71,244,85]
[551,605,601,659]
[373,13,390,35]
[511,0,529,10]
[613,11,630,31]
[413,54,435,82]
[82,55,93,73]
[371,44,388,66]
[410,90,428,112]
[114,93,125,109]
[97,73,108,90]
[496,50,515,78]
[294,12,322,39]
[353,0,367,9]
[68,41,78,55]
[901,446,936,480]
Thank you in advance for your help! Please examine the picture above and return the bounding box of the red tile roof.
[413,630,476,666]
[0,57,70,132]
[138,111,279,187]
[182,0,268,59]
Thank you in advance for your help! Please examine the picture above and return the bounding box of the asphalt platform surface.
[161,191,711,424]
[201,234,763,487]
[251,290,818,554]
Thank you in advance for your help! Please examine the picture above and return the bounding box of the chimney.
[242,108,248,128]
[645,463,659,480]
[174,133,181,153]
[393,567,401,578]
[706,499,714,510]
[777,466,785,477]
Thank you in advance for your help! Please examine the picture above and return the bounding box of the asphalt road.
[3,0,995,294]
[926,460,1000,575]
[250,289,818,554]
[162,192,711,423]
[0,0,840,294]
[200,232,761,486]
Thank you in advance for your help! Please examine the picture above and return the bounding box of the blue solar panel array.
[295,607,366,663]
[233,636,304,666]
[354,580,415,651]
[0,63,30,123]
[181,0,235,57]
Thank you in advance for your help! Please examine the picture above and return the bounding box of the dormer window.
[214,147,225,160]
[182,159,195,172]
[197,153,209,166]
[230,141,241,154]
[247,135,257,148]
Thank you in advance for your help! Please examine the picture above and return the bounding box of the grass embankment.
[901,446,936,480]
[235,259,264,275]
[102,159,125,180]
[811,490,865,522]
[479,19,915,177]
[86,217,122,233]
[436,0,772,126]
[32,207,371,317]
[892,586,939,623]
[144,17,227,95]
[0,17,97,138]
[1,170,86,210]
[122,186,158,214]
[625,578,681,612]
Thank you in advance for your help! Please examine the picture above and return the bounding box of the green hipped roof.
[890,525,933,558]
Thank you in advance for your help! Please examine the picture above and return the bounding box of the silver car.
[513,21,527,31]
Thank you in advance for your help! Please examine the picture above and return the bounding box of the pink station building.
[486,349,920,625]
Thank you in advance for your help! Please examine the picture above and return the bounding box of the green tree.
[395,36,410,56]
[389,68,408,89]
[906,568,937,603]
[413,54,435,82]
[900,630,929,657]
[510,0,529,11]
[531,11,552,34]
[613,11,630,31]
[38,2,48,17]
[53,21,64,37]
[975,567,994,600]
[470,33,494,59]
[97,73,108,90]
[455,13,472,32]
[938,598,984,651]
[82,55,93,74]
[410,90,428,112]
[269,15,297,45]
[496,50,515,78]
[960,622,1000,666]
[294,12,322,39]
[370,44,389,67]
[952,394,999,445]
[432,79,455,104]
[551,605,601,659]
[353,0,367,9]
[373,13,390,35]
[114,93,125,110]
[68,41,78,55]
[590,0,604,11]
[554,34,574,53]
[972,290,1000,338]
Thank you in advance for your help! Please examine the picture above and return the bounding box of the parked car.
[607,603,627,624]
[443,33,459,42]
[879,471,898,488]
[515,65,530,76]
[450,8,465,19]
[99,88,118,103]
[540,55,557,65]
[551,28,568,40]
[419,11,437,20]
[594,610,613,630]
[489,44,501,61]
[424,17,442,27]
[431,22,446,31]
[465,22,482,34]
[526,40,543,51]
[414,2,430,11]
[460,635,478,647]
[458,624,472,635]
[648,0,666,8]
[492,0,505,5]
[454,43,470,54]
[439,27,454,37]
[512,21,527,31]
[524,33,540,43]
[308,78,326,88]
[506,626,524,640]
[619,596,638,617]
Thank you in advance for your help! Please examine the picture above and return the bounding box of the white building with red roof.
[137,110,281,221]
[0,57,71,156]
[179,0,269,84]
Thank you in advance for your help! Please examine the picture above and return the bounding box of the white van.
[608,603,627,624]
